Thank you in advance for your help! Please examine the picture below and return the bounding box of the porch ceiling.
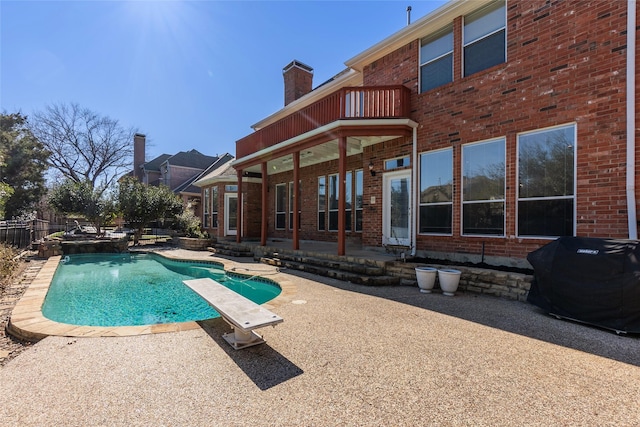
[242,134,400,175]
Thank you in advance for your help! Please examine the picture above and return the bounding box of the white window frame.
[419,148,454,236]
[462,0,507,77]
[461,137,506,237]
[420,26,454,93]
[516,123,577,238]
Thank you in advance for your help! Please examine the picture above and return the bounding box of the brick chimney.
[133,133,146,181]
[283,60,313,106]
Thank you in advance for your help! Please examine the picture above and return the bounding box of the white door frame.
[224,193,238,236]
[382,170,412,246]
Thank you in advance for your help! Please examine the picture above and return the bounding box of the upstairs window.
[517,124,576,238]
[462,138,506,236]
[420,27,453,93]
[463,0,506,77]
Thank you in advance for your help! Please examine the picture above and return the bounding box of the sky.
[1,0,447,162]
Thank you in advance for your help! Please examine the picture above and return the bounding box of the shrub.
[173,210,208,239]
[0,244,19,291]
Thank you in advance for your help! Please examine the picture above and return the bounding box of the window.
[211,186,218,228]
[345,171,352,232]
[275,184,286,230]
[385,156,410,171]
[463,0,506,77]
[462,138,505,236]
[355,170,363,232]
[329,174,339,231]
[203,188,210,228]
[318,176,326,230]
[420,27,453,93]
[225,184,238,192]
[289,181,301,230]
[420,148,453,234]
[518,124,575,237]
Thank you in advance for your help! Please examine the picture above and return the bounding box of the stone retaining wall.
[387,262,533,301]
[176,237,213,251]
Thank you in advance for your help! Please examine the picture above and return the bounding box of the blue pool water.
[41,253,281,327]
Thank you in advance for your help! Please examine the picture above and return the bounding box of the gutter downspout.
[626,0,637,239]
[412,126,418,256]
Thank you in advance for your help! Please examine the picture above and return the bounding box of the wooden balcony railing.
[236,85,412,159]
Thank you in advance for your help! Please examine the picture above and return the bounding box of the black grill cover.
[527,236,640,333]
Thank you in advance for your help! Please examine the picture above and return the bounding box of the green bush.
[0,244,19,290]
[173,210,208,239]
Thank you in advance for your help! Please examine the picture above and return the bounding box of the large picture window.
[275,183,286,230]
[463,0,506,77]
[518,124,576,237]
[420,27,453,93]
[462,138,505,236]
[420,148,453,234]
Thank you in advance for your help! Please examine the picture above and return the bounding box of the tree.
[48,179,115,235]
[29,103,136,192]
[117,176,183,244]
[0,113,50,219]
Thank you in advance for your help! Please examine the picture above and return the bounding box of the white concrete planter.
[438,269,461,296]
[415,267,437,293]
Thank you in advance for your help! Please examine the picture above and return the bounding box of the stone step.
[207,242,253,257]
[259,256,400,286]
[259,251,385,276]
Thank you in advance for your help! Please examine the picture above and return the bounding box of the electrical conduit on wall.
[627,0,637,239]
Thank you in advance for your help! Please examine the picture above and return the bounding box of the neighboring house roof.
[173,174,202,196]
[142,154,171,172]
[193,157,237,187]
[162,149,219,170]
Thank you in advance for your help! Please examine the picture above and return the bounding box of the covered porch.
[232,85,418,256]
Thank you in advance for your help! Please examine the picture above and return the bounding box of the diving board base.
[223,329,266,350]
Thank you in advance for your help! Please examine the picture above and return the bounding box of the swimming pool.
[41,253,281,327]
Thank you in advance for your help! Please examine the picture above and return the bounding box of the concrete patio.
[1,249,639,426]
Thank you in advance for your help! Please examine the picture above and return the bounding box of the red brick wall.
[361,0,633,261]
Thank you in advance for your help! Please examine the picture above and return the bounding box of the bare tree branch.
[30,103,136,192]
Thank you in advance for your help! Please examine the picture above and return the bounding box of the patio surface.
[1,248,640,426]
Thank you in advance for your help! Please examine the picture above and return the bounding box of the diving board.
[183,278,283,350]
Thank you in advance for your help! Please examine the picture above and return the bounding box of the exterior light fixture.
[369,161,376,176]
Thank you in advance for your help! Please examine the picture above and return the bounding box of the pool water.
[41,253,281,327]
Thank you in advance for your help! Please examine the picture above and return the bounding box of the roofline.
[250,68,362,131]
[345,0,493,71]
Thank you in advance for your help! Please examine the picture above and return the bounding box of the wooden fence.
[0,219,49,248]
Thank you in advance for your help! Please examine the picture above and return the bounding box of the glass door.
[383,171,411,246]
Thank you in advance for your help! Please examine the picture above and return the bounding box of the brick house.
[131,133,233,219]
[222,0,638,269]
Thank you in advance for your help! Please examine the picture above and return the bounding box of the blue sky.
[1,0,446,161]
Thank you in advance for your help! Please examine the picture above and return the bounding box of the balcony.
[236,85,412,159]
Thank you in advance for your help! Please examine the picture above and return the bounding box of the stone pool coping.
[7,250,297,341]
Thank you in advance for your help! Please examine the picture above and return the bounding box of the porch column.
[293,151,300,250]
[261,162,268,246]
[338,137,346,256]
[236,168,243,244]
